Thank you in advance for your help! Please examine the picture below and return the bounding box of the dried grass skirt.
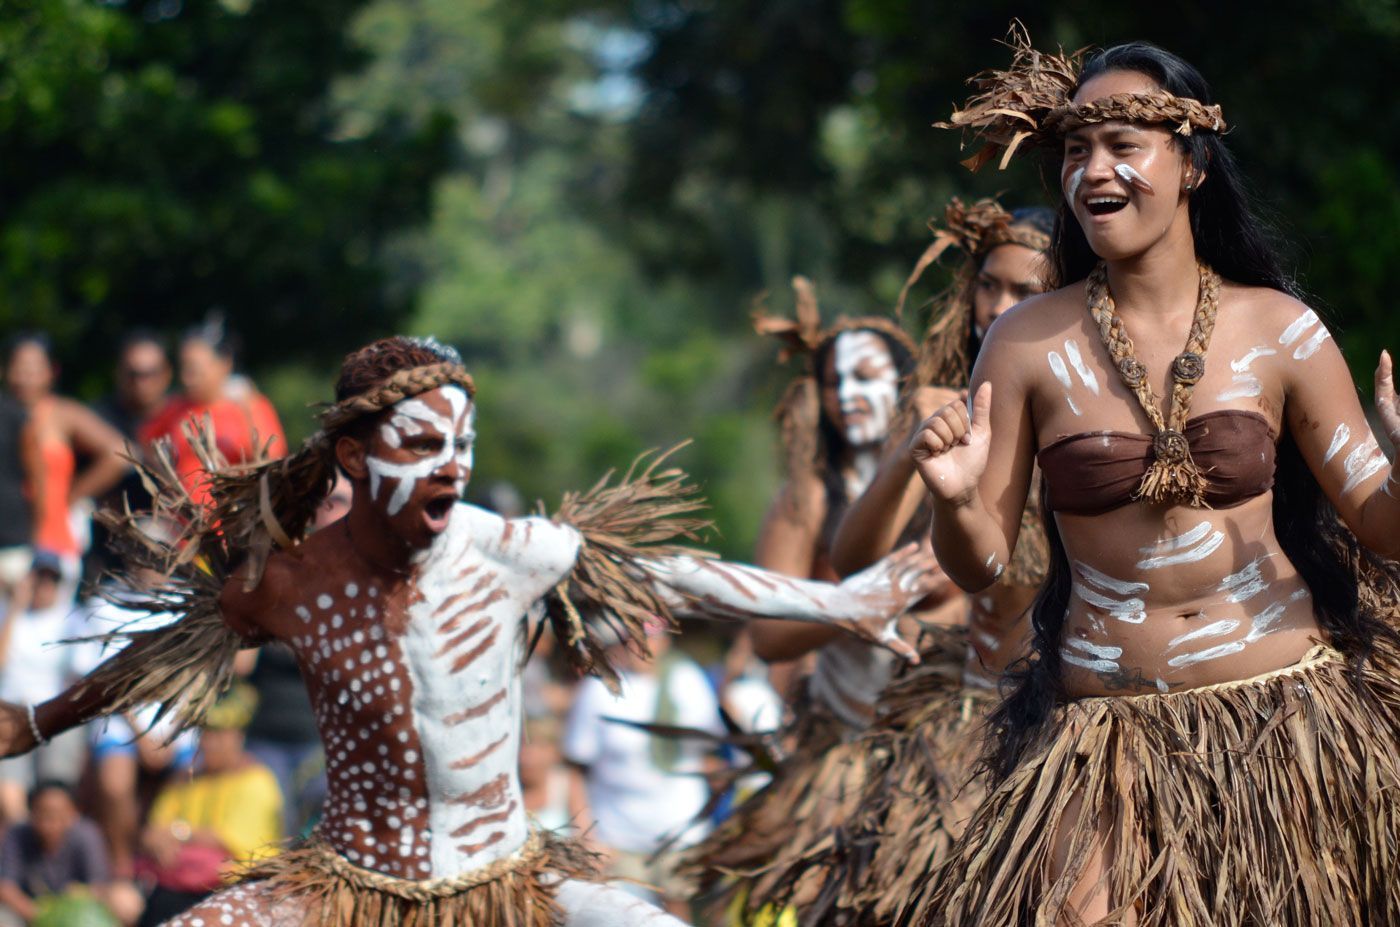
[919,644,1400,927]
[684,631,982,926]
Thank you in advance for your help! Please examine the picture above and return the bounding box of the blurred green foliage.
[3,0,1397,557]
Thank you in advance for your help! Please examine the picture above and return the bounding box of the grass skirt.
[684,630,978,926]
[920,644,1400,926]
[231,829,597,927]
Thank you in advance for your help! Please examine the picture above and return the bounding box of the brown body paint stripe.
[449,624,501,673]
[699,561,759,601]
[444,588,508,630]
[436,616,491,655]
[444,688,507,726]
[458,831,506,857]
[737,567,778,592]
[500,521,515,546]
[452,772,510,809]
[450,800,518,837]
[439,596,497,635]
[434,583,478,617]
[449,733,509,770]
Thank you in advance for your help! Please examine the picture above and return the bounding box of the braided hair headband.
[939,21,1228,171]
[319,362,477,433]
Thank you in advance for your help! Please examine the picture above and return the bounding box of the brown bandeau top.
[1038,410,1276,515]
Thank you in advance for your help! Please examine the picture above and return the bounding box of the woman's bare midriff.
[1055,491,1323,697]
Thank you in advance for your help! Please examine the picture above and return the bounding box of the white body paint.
[808,633,896,731]
[1324,423,1351,466]
[1341,437,1389,495]
[1293,326,1332,361]
[366,389,475,515]
[833,331,899,446]
[1047,350,1082,416]
[1063,339,1100,394]
[1072,562,1148,624]
[1216,554,1275,604]
[1166,589,1309,668]
[1135,521,1225,570]
[1279,309,1320,347]
[1217,345,1276,401]
[1167,619,1240,651]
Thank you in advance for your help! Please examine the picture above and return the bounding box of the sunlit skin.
[911,68,1400,708]
[830,240,1049,682]
[179,339,234,406]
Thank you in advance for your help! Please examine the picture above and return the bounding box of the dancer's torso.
[1013,284,1326,697]
[266,505,579,879]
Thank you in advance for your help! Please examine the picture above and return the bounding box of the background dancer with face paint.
[807,197,1054,926]
[0,336,938,927]
[677,278,939,926]
[910,26,1400,925]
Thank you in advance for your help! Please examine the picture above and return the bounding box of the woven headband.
[753,276,915,360]
[940,22,1228,171]
[319,362,476,432]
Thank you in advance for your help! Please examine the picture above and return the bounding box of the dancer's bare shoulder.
[455,503,583,587]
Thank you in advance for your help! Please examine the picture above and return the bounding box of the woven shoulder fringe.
[685,630,976,926]
[233,829,597,927]
[919,644,1400,927]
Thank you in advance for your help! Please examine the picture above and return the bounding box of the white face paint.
[1113,163,1154,194]
[1135,521,1225,570]
[365,388,476,517]
[1065,166,1086,207]
[1217,346,1277,401]
[832,331,899,447]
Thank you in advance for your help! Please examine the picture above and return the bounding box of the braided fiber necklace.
[1086,261,1221,506]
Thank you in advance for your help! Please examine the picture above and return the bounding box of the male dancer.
[0,336,934,927]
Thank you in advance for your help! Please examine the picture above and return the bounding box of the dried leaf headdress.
[940,21,1228,172]
[754,276,914,493]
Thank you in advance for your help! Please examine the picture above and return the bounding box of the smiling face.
[345,385,476,550]
[1061,70,1196,262]
[820,331,899,448]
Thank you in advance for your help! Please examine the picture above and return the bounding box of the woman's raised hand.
[1377,351,1399,448]
[910,381,993,504]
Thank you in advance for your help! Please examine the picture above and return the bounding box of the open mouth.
[422,494,457,532]
[1085,195,1129,217]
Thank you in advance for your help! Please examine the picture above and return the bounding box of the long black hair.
[989,42,1400,781]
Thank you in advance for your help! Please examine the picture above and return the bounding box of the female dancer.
[0,335,936,927]
[680,278,936,924]
[3,334,128,572]
[823,198,1054,925]
[913,30,1400,924]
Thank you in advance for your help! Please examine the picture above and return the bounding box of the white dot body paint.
[366,388,475,516]
[1072,562,1148,624]
[1279,309,1320,348]
[1324,423,1351,466]
[1217,345,1277,401]
[1136,521,1225,570]
[1066,166,1085,206]
[1113,163,1154,194]
[1063,340,1100,394]
[833,331,899,447]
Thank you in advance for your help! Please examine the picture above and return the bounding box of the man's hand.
[835,543,943,662]
[0,702,36,759]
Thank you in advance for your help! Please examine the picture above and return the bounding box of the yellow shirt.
[148,762,283,863]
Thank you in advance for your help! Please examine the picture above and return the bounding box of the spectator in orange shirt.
[139,321,285,501]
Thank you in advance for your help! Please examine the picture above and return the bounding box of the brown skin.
[913,69,1400,699]
[115,342,172,423]
[830,241,1048,677]
[178,340,233,406]
[6,342,129,507]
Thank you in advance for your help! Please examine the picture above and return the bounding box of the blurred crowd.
[0,325,783,925]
